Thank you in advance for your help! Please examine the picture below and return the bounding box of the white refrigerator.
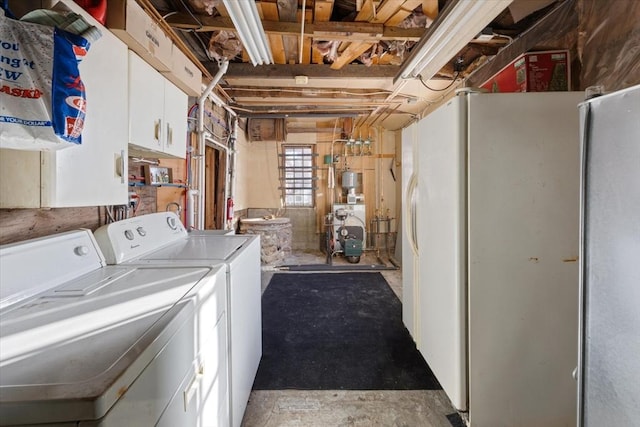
[403,89,583,427]
[577,84,640,426]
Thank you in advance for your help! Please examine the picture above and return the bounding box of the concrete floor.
[242,250,466,427]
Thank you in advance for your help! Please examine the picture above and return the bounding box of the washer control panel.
[93,212,187,264]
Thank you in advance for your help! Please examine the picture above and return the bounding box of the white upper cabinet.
[0,1,129,208]
[162,79,189,158]
[128,51,188,159]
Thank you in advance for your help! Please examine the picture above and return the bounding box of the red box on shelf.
[481,50,570,93]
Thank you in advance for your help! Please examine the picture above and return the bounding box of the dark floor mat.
[252,272,441,390]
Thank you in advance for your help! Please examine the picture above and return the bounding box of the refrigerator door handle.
[406,174,419,253]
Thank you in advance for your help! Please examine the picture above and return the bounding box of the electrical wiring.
[174,0,204,30]
[418,72,460,91]
[170,0,218,63]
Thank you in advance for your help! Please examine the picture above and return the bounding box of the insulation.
[208,30,243,61]
[312,40,340,63]
[187,0,221,15]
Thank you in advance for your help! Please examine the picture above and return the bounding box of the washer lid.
[0,265,213,424]
[138,235,251,262]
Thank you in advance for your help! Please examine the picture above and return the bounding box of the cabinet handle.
[154,119,162,143]
[167,122,173,145]
[183,364,204,411]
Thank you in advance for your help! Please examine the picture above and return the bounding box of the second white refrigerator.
[404,90,583,427]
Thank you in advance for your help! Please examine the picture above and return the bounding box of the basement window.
[279,145,317,207]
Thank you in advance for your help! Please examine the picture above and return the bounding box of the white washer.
[0,230,227,426]
[94,212,261,427]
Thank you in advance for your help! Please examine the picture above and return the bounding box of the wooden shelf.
[128,182,187,188]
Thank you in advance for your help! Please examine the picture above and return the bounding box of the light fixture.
[396,0,513,82]
[222,0,273,65]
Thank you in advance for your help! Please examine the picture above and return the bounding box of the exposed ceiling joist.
[165,14,425,42]
[220,63,401,79]
[225,86,398,101]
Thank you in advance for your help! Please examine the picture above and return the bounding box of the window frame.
[280,144,317,208]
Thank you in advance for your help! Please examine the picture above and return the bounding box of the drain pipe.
[191,58,229,230]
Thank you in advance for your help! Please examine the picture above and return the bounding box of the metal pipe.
[193,59,228,230]
[228,115,238,200]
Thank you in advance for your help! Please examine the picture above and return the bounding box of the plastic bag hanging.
[0,8,94,150]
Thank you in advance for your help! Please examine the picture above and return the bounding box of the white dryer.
[0,230,227,426]
[94,212,261,427]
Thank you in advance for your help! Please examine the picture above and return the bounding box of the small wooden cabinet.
[128,51,188,159]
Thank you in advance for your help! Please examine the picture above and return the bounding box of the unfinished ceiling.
[145,0,561,131]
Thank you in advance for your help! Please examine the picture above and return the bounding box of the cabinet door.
[129,51,165,153]
[162,80,188,159]
[41,16,129,207]
[0,0,129,208]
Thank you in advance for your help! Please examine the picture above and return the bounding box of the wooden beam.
[241,108,374,117]
[372,0,405,24]
[330,42,374,70]
[165,14,425,42]
[222,63,400,79]
[355,0,376,21]
[287,127,345,133]
[224,87,393,100]
[385,0,421,26]
[422,0,438,21]
[465,0,578,87]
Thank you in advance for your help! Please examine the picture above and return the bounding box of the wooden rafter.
[385,0,422,26]
[371,0,406,24]
[330,41,374,70]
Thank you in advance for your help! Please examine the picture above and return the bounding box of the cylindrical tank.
[342,171,357,189]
